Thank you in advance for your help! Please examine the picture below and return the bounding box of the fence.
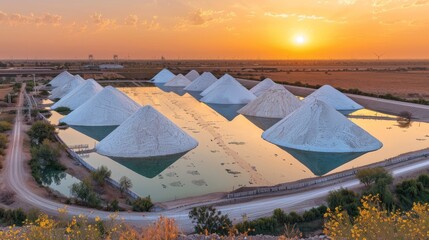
[38,113,140,200]
[227,149,429,198]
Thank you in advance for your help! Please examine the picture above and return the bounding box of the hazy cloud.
[187,9,236,26]
[175,8,236,30]
[90,12,117,30]
[338,0,357,5]
[0,11,62,26]
[124,14,139,26]
[264,12,346,23]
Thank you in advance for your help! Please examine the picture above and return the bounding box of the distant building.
[99,64,124,70]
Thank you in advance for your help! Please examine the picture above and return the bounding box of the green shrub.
[70,179,101,208]
[132,196,153,212]
[91,165,111,186]
[188,206,232,235]
[0,133,8,150]
[0,121,12,132]
[0,208,27,226]
[417,174,429,188]
[54,106,71,115]
[327,188,360,217]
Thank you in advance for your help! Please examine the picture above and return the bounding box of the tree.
[91,165,111,186]
[70,178,101,208]
[188,206,232,235]
[27,121,55,145]
[356,167,392,187]
[30,139,61,167]
[119,176,132,196]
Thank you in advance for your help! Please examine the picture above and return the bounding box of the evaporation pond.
[47,86,429,202]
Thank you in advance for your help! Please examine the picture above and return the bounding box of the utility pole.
[33,74,37,95]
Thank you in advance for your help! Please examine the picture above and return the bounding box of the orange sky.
[1,0,429,59]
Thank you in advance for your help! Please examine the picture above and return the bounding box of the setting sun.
[294,35,307,45]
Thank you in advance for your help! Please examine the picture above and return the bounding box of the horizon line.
[1,58,429,61]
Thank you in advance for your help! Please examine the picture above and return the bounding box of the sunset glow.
[1,0,429,59]
[294,35,307,45]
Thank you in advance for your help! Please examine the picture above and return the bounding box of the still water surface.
[46,86,429,202]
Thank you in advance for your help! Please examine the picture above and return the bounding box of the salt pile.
[184,72,217,91]
[238,88,302,118]
[96,105,198,158]
[151,68,175,83]
[200,74,233,96]
[51,79,103,110]
[60,86,140,126]
[303,85,363,111]
[49,75,85,100]
[184,70,200,81]
[49,71,74,88]
[164,74,192,87]
[262,99,382,152]
[250,78,280,97]
[200,75,256,104]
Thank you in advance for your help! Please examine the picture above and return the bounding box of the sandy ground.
[263,71,429,100]
[0,85,12,100]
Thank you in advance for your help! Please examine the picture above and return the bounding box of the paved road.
[4,85,429,232]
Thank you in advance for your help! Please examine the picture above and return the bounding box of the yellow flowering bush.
[324,194,429,239]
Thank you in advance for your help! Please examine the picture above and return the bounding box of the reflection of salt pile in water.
[238,88,302,118]
[151,68,175,83]
[96,105,198,157]
[49,71,74,88]
[184,72,217,91]
[51,79,103,110]
[283,148,366,176]
[200,74,256,104]
[262,99,382,152]
[164,74,192,87]
[250,78,281,97]
[50,75,85,100]
[109,153,185,178]
[184,70,200,81]
[303,85,363,111]
[60,86,140,126]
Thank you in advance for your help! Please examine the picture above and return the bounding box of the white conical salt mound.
[200,74,234,96]
[51,79,103,110]
[96,105,198,158]
[262,99,382,152]
[238,88,302,118]
[200,75,256,104]
[184,72,217,91]
[49,75,86,100]
[60,86,141,126]
[164,74,192,87]
[303,85,363,111]
[151,68,175,83]
[184,70,200,81]
[250,78,279,97]
[49,71,74,88]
